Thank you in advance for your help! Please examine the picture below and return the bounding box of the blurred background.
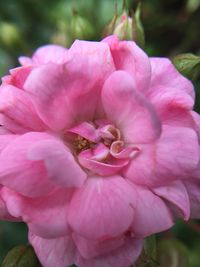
[0,0,200,266]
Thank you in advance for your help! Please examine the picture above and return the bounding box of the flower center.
[67,120,139,176]
[73,135,94,153]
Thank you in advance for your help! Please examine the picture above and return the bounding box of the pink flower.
[0,36,200,267]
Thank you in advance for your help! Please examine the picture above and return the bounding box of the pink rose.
[0,36,200,267]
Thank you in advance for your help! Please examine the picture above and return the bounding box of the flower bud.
[103,3,145,47]
[113,12,133,41]
[1,245,42,267]
[51,12,94,47]
[70,12,94,41]
[51,21,69,47]
[172,53,200,81]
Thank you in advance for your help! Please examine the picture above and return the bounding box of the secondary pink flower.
[0,36,199,267]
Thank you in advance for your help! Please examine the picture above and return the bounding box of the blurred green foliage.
[1,244,42,267]
[0,222,27,262]
[0,0,200,266]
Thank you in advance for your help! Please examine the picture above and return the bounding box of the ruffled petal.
[148,58,194,112]
[157,107,196,129]
[68,122,99,143]
[19,44,68,65]
[0,186,19,221]
[184,179,200,219]
[191,111,200,140]
[124,143,155,186]
[29,232,76,267]
[155,125,199,180]
[153,180,190,220]
[0,133,18,153]
[0,132,60,197]
[76,238,143,267]
[1,187,71,238]
[3,66,32,89]
[0,84,46,133]
[126,125,199,187]
[102,70,161,144]
[131,184,173,237]
[148,85,194,113]
[72,233,125,259]
[18,56,32,66]
[103,35,151,93]
[28,139,87,188]
[78,146,129,176]
[24,41,115,130]
[24,63,72,130]
[68,176,136,240]
[149,58,194,97]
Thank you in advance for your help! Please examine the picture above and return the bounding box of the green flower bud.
[132,3,145,48]
[70,12,94,41]
[172,53,200,81]
[51,21,69,47]
[113,12,133,41]
[103,3,145,48]
[52,12,94,48]
[1,245,42,267]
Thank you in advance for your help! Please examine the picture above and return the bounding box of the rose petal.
[158,107,196,129]
[24,41,114,130]
[191,111,200,140]
[156,125,199,179]
[4,66,32,89]
[68,122,99,143]
[0,85,46,133]
[184,179,200,219]
[1,187,71,238]
[0,186,19,221]
[153,180,190,220]
[102,70,161,144]
[18,56,32,66]
[24,63,71,130]
[148,85,194,112]
[28,139,87,188]
[103,35,151,93]
[0,133,18,153]
[0,132,59,197]
[126,125,199,187]
[19,44,68,65]
[72,233,125,259]
[76,238,143,267]
[149,58,194,100]
[131,184,173,237]
[29,232,76,267]
[78,146,128,176]
[68,176,136,240]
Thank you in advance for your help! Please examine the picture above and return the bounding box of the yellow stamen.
[74,135,94,153]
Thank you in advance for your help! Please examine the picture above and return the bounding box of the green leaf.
[135,235,157,267]
[172,53,200,81]
[144,235,157,261]
[157,238,189,267]
[1,245,42,267]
